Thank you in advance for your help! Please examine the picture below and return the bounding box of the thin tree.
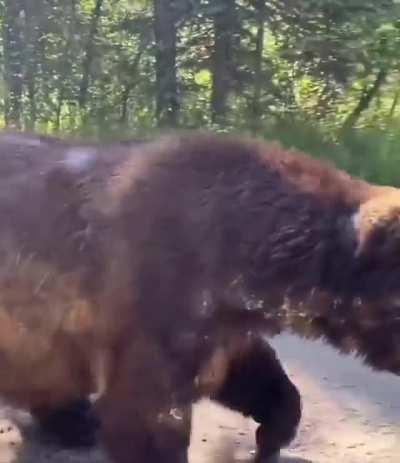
[250,0,266,134]
[341,67,388,134]
[154,0,179,127]
[55,0,78,131]
[120,44,146,125]
[3,0,25,129]
[79,0,103,111]
[23,0,44,130]
[211,0,236,125]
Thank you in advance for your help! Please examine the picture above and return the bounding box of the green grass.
[261,120,400,187]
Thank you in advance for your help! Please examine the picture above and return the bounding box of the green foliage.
[262,120,400,187]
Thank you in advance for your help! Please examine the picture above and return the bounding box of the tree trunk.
[211,0,236,125]
[341,67,388,134]
[79,0,103,111]
[120,86,130,126]
[388,88,400,121]
[3,0,25,129]
[55,0,78,130]
[154,0,179,127]
[55,87,65,132]
[250,0,266,134]
[23,0,43,130]
[119,47,145,125]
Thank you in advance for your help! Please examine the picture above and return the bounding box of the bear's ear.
[351,189,400,257]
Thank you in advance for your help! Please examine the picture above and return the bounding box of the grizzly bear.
[0,131,398,462]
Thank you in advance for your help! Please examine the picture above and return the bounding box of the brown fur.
[0,131,399,461]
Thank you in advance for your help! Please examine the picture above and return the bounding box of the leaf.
[194,68,211,87]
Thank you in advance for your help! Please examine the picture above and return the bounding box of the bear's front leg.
[96,335,192,463]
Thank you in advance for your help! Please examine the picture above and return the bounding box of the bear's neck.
[242,204,399,374]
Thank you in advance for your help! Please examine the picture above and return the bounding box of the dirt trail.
[0,334,398,463]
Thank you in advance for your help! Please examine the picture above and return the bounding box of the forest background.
[3,0,400,184]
